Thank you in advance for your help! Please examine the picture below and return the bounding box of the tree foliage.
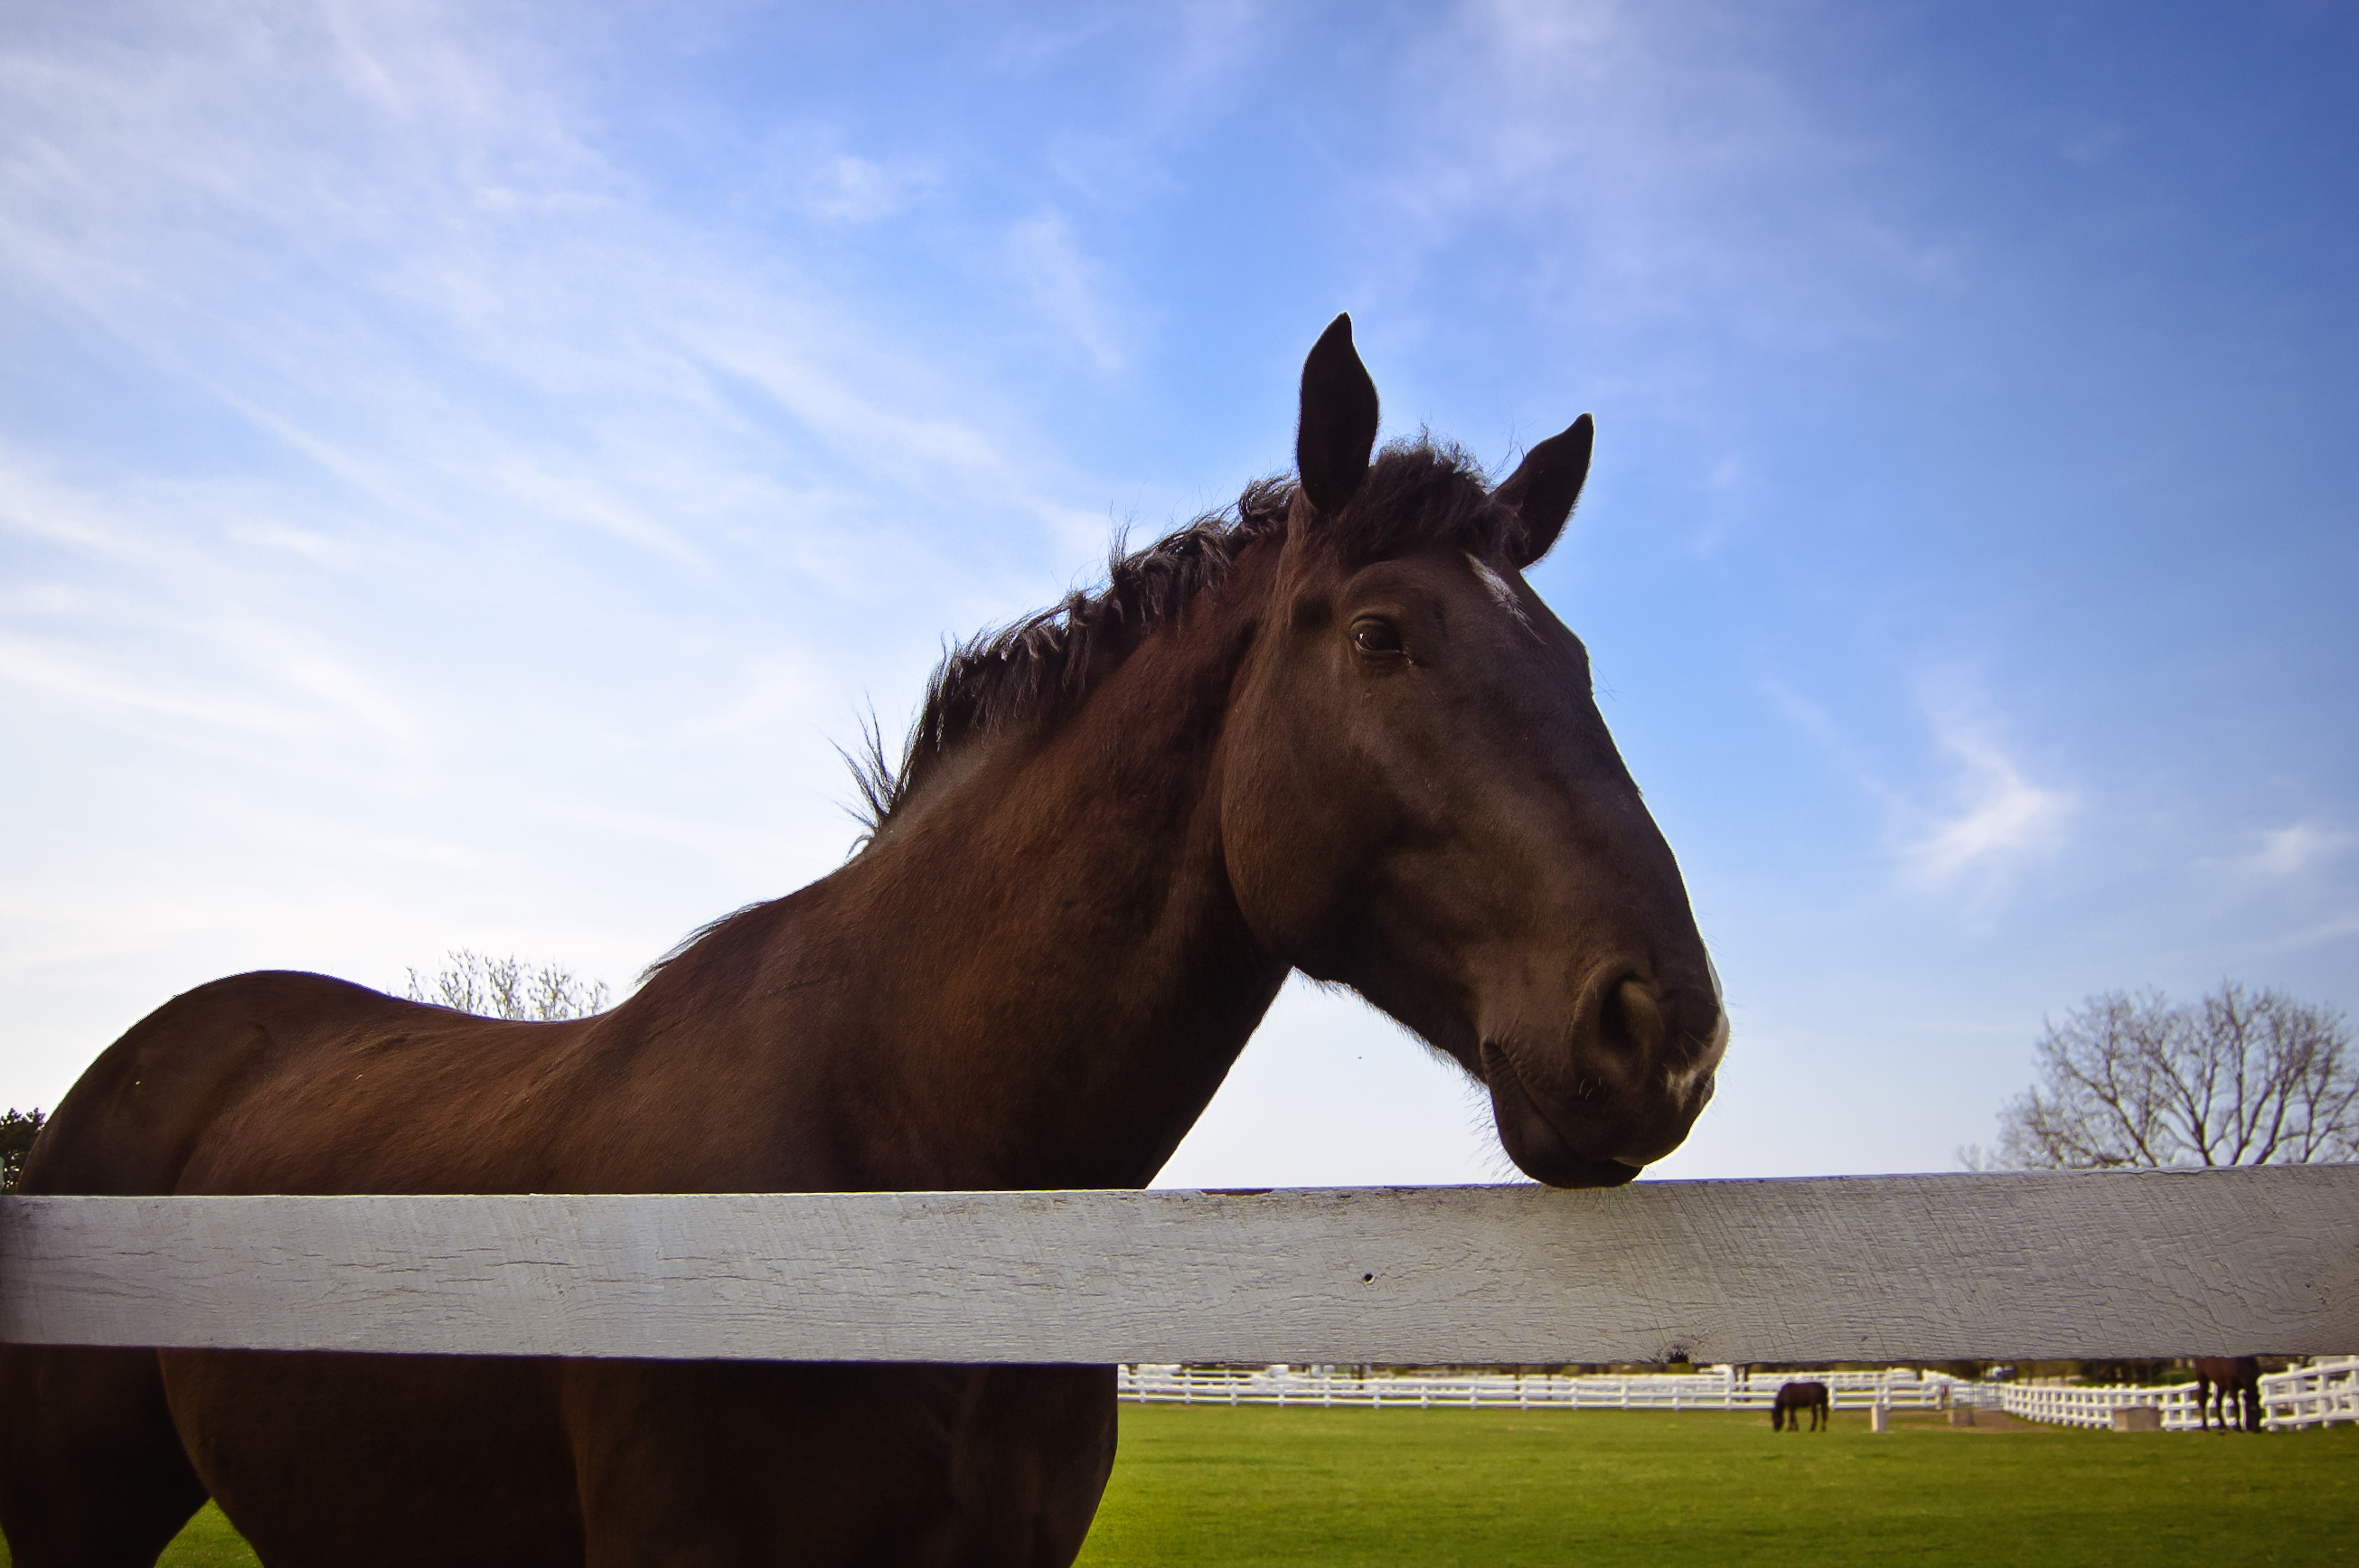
[403,949,611,1021]
[1,1107,44,1193]
[1988,982,2358,1169]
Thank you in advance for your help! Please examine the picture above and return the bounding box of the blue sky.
[4,1,2354,1185]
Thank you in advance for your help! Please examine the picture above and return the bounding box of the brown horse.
[1772,1380,1830,1432]
[0,316,1725,1568]
[2193,1357,2262,1432]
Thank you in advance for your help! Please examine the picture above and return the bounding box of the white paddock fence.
[1118,1358,2359,1432]
[2,1169,2353,1376]
[1119,1363,1960,1412]
[1964,1358,2359,1432]
[2259,1355,2359,1430]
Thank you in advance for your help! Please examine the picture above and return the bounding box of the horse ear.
[1495,414,1593,568]
[1295,314,1380,516]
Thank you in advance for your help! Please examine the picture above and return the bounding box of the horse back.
[20,971,597,1198]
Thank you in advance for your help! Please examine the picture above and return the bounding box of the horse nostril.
[1600,975,1666,1059]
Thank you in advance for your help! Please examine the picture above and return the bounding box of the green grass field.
[7,1407,2351,1565]
[1077,1407,2354,1568]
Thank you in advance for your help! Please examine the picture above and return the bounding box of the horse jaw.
[1472,967,1727,1188]
[1477,1038,1644,1188]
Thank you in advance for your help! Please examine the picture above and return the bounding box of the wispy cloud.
[0,628,300,736]
[745,130,938,226]
[1358,0,1966,363]
[1008,211,1126,371]
[2286,910,2359,948]
[801,154,935,225]
[1766,673,2078,899]
[2236,822,2356,879]
[0,4,1091,560]
[1899,721,2077,890]
[0,451,423,746]
[485,463,704,566]
[1029,2,1264,209]
[1,3,1161,1109]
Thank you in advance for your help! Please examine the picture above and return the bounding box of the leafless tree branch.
[403,949,611,1022]
[1988,983,2356,1169]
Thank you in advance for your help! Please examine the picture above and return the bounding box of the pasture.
[1078,1407,2353,1567]
[14,1404,2347,1567]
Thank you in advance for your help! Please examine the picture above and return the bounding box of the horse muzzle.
[1477,968,1725,1187]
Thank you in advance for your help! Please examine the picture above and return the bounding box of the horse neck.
[788,551,1289,1189]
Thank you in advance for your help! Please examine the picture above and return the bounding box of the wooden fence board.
[2,1168,2353,1364]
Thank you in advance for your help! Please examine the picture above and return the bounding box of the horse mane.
[860,438,1514,835]
[638,440,1514,987]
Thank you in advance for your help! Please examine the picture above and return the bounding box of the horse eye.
[1351,618,1404,655]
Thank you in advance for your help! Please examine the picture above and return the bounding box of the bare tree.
[1982,982,2358,1169]
[403,949,611,1021]
[1,1108,45,1192]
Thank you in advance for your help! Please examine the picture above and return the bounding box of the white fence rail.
[1976,1359,2359,1432]
[2260,1355,2359,1431]
[3,1169,2354,1366]
[1119,1364,1958,1411]
[1119,1359,2359,1431]
[1991,1381,2207,1431]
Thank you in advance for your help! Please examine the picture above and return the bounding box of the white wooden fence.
[1968,1359,2359,1432]
[2,1168,2353,1370]
[1116,1359,2359,1431]
[1980,1380,2206,1432]
[2260,1355,2359,1430]
[1118,1364,1959,1411]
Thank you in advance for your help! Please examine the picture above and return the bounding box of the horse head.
[1221,315,1726,1188]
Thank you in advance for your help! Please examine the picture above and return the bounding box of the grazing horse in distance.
[2193,1357,2263,1432]
[1772,1381,1831,1432]
[0,315,1727,1568]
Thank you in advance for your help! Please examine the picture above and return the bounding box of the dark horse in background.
[1,317,1726,1567]
[2193,1357,2263,1432]
[1772,1381,1831,1432]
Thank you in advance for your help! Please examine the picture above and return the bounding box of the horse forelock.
[854,440,1511,838]
[1325,437,1519,568]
